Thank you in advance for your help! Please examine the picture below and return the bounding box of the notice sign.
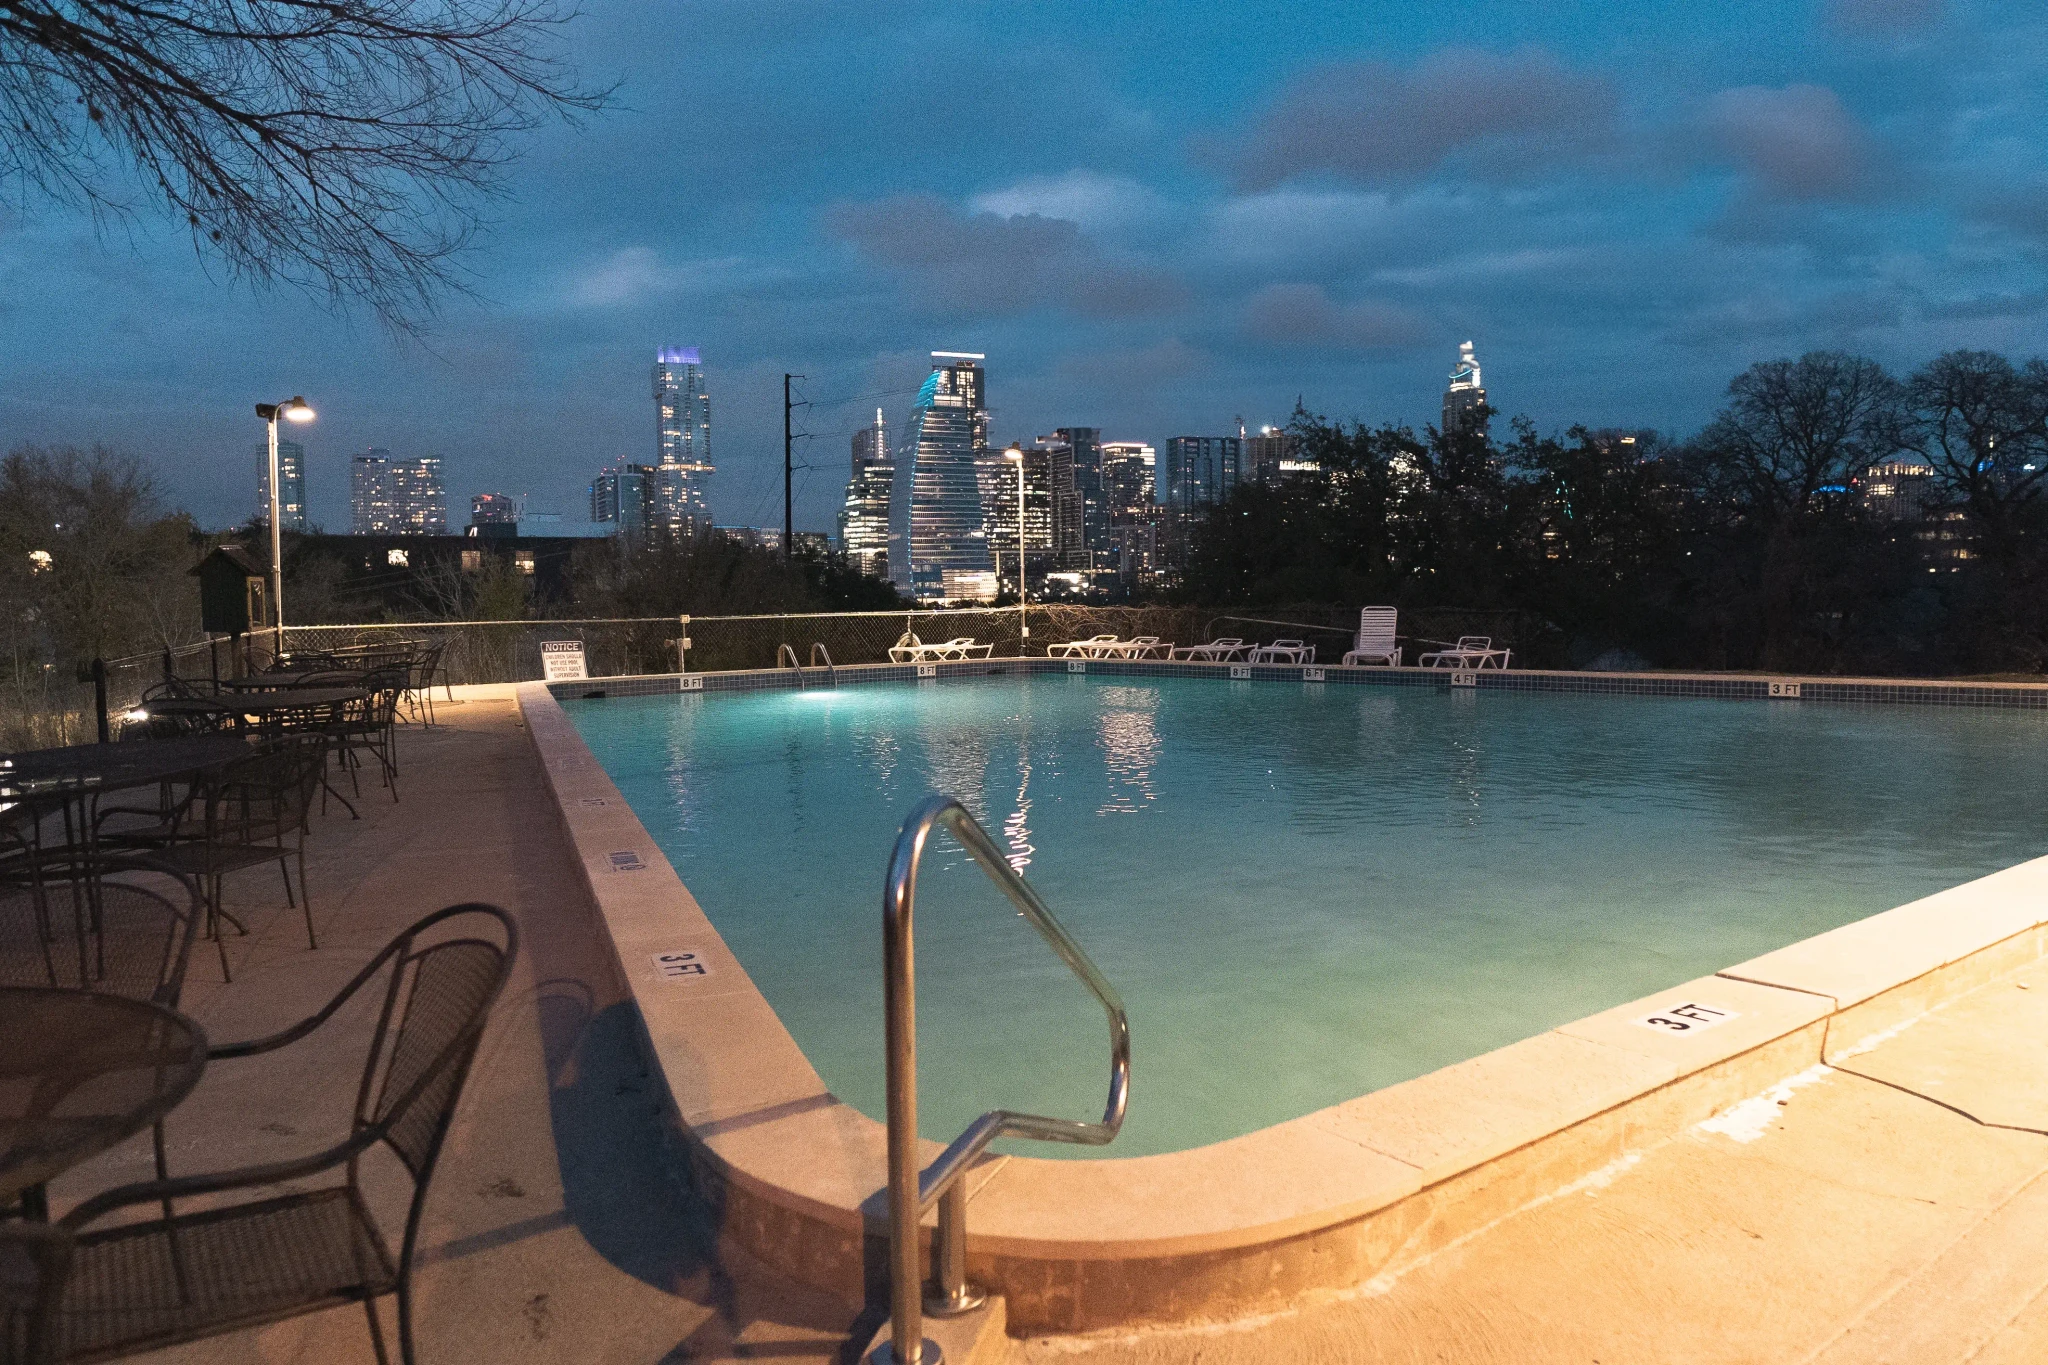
[1635,1001,1740,1035]
[541,639,588,682]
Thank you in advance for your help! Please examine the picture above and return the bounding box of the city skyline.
[4,2,2044,536]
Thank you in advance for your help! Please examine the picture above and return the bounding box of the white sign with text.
[541,639,588,682]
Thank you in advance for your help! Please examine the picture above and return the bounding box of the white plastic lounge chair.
[1417,635,1511,669]
[931,637,993,659]
[1341,607,1402,667]
[887,631,924,662]
[1048,634,1119,658]
[1171,638,1246,661]
[1248,639,1315,664]
[1103,635,1170,659]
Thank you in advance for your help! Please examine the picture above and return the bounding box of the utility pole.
[783,373,804,560]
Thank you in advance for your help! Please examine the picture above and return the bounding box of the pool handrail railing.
[810,642,836,686]
[879,793,1131,1363]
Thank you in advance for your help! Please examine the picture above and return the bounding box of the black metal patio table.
[0,986,208,1218]
[215,669,367,692]
[144,688,365,730]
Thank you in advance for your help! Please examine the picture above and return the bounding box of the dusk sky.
[2,0,2045,533]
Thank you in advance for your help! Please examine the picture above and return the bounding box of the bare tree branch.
[0,0,610,329]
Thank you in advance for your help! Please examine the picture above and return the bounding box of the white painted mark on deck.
[1697,1064,1833,1143]
[607,850,645,872]
[1634,1001,1741,1035]
[651,951,711,981]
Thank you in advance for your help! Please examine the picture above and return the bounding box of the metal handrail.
[878,794,1129,1365]
[810,642,836,686]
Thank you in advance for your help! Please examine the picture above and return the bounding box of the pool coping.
[541,656,2048,709]
[518,666,2048,1335]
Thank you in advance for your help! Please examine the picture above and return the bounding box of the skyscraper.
[839,408,892,579]
[591,462,655,539]
[889,352,991,601]
[986,443,1055,587]
[1163,436,1243,511]
[1036,427,1102,569]
[255,438,308,531]
[1443,341,1489,439]
[652,346,712,538]
[350,450,446,534]
[1100,442,1157,520]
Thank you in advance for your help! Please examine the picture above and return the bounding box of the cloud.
[1695,85,1874,201]
[558,247,753,309]
[823,193,1184,318]
[1241,283,1432,351]
[1970,181,2048,245]
[969,172,1169,235]
[1824,0,1943,35]
[1209,48,1617,191]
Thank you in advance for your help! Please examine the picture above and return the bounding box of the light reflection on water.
[567,678,2048,1158]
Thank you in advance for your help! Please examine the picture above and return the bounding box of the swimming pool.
[563,674,2048,1158]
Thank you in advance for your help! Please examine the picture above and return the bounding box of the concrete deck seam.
[1831,1064,2048,1139]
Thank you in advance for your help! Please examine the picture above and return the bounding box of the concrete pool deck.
[53,684,2048,1362]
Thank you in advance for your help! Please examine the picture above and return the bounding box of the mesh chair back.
[355,907,516,1181]
[0,863,200,1006]
[0,1222,72,1365]
[209,744,318,842]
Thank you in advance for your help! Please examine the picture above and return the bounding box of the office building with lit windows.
[350,450,447,535]
[653,346,712,538]
[591,462,655,540]
[1101,441,1157,521]
[1443,340,1489,439]
[1164,436,1243,511]
[255,438,308,531]
[839,409,893,578]
[889,352,992,601]
[987,443,1057,587]
[470,493,519,527]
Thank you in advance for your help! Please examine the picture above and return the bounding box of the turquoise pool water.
[564,676,2048,1158]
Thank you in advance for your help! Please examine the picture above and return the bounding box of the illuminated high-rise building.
[1101,442,1156,521]
[1163,436,1242,511]
[889,352,992,601]
[839,408,892,579]
[652,346,712,537]
[470,492,519,527]
[1036,427,1102,569]
[592,462,655,539]
[987,443,1056,588]
[350,450,445,534]
[255,438,307,531]
[1442,340,1489,439]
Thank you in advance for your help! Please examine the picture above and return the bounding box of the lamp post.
[253,396,315,651]
[1005,444,1029,645]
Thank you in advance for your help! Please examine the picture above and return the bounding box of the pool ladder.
[776,642,837,688]
[875,795,1130,1365]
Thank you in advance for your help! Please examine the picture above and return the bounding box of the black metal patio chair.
[0,1221,71,1365]
[95,740,325,978]
[41,904,517,1365]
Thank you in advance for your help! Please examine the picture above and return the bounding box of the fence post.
[91,657,108,744]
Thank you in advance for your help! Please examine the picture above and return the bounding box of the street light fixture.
[254,395,315,647]
[1005,444,1029,642]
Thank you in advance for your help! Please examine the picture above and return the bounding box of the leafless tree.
[0,0,608,328]
[1694,351,1903,521]
[1902,350,2048,539]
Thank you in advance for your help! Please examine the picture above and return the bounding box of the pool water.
[564,677,2048,1158]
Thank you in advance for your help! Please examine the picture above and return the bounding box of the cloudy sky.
[2,0,2045,532]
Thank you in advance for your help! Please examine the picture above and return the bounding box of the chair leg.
[299,842,316,950]
[363,1296,393,1365]
[279,855,296,908]
[396,1274,417,1365]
